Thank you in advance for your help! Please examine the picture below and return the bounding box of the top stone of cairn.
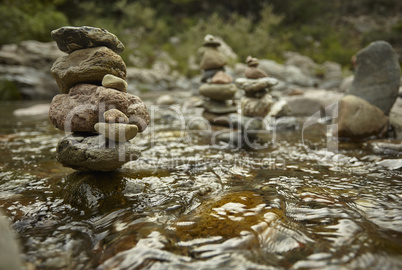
[51,26,125,54]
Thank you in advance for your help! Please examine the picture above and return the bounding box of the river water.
[0,94,402,270]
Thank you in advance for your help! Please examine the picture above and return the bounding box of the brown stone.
[200,47,227,70]
[334,95,389,140]
[102,74,128,92]
[245,66,268,79]
[199,83,237,102]
[103,109,129,123]
[210,71,233,84]
[49,84,149,133]
[51,46,126,93]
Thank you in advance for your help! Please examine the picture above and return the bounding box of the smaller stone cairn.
[235,56,278,133]
[49,26,150,171]
[198,35,238,126]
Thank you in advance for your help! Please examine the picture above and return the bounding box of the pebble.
[211,71,233,84]
[156,94,175,105]
[103,109,129,123]
[102,74,128,92]
[94,123,138,142]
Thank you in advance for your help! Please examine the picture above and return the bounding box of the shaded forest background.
[1,0,402,75]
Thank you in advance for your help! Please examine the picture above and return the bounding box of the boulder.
[199,83,237,102]
[51,26,125,54]
[241,93,273,118]
[347,40,400,114]
[56,133,140,171]
[334,95,388,140]
[51,46,126,93]
[49,84,149,132]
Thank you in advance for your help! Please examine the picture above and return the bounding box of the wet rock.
[376,159,402,170]
[241,93,273,118]
[51,26,125,54]
[156,94,175,105]
[210,71,233,84]
[103,109,129,123]
[235,77,278,93]
[49,83,149,132]
[268,100,291,118]
[0,210,22,270]
[199,83,237,102]
[51,46,126,93]
[335,95,388,140]
[102,74,127,92]
[203,100,238,114]
[94,123,138,142]
[56,133,140,171]
[369,141,402,155]
[347,40,400,114]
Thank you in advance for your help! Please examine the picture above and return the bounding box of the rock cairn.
[49,26,150,171]
[236,56,278,119]
[198,35,238,125]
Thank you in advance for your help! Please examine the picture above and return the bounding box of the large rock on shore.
[51,46,126,93]
[335,95,389,140]
[347,40,400,114]
[56,133,140,171]
[49,84,149,132]
[51,26,125,54]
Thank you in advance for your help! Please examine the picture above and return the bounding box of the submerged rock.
[51,26,125,54]
[57,133,141,171]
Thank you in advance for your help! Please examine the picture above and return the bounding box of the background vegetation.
[1,0,402,75]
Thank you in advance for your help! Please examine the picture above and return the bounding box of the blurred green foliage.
[0,0,401,74]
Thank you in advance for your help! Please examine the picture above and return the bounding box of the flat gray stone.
[199,83,237,101]
[51,26,125,54]
[56,133,140,171]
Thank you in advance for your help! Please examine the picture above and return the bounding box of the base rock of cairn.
[49,26,150,171]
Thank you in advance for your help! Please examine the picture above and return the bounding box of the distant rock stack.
[49,26,150,171]
[198,35,238,125]
[236,56,278,119]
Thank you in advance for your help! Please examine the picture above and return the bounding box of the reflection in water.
[0,100,402,269]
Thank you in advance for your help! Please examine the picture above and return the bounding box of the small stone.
[211,71,233,84]
[51,46,126,93]
[156,94,175,105]
[102,74,128,92]
[56,133,140,171]
[51,26,125,54]
[203,100,238,114]
[245,67,268,79]
[201,67,225,83]
[203,34,221,47]
[241,93,273,118]
[94,123,138,142]
[103,109,129,123]
[199,83,237,102]
[246,56,259,67]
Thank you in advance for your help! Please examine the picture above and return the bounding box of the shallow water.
[0,95,402,270]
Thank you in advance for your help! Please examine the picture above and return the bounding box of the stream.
[1,92,402,270]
